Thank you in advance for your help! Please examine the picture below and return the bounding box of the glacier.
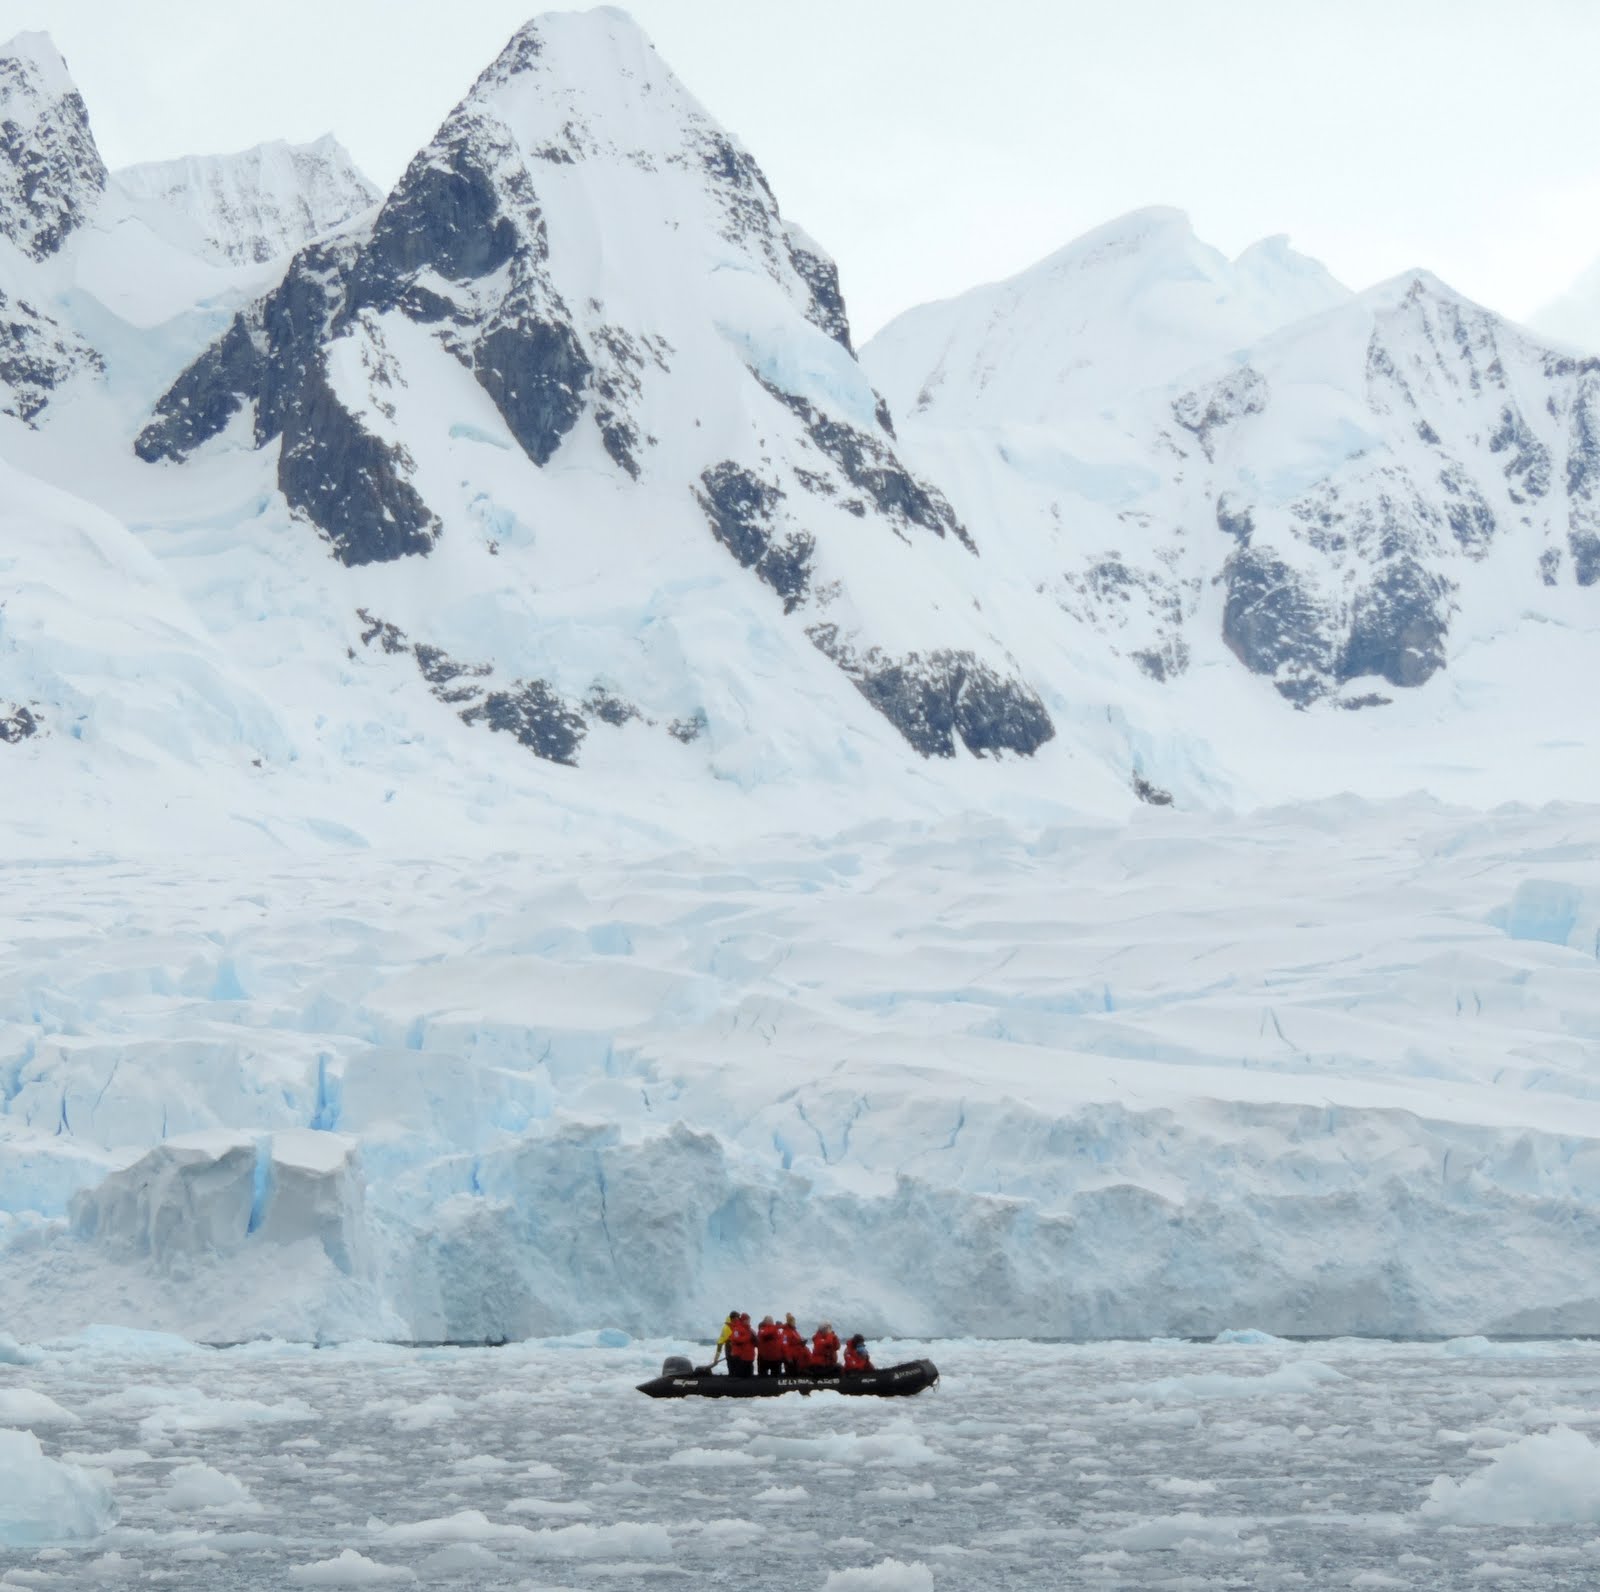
[6,802,1600,1342]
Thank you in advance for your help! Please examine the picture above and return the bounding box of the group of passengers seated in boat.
[711,1311,874,1377]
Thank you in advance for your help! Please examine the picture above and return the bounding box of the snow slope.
[865,208,1351,429]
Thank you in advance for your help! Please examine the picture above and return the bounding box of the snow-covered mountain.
[865,219,1600,713]
[866,208,1352,429]
[132,10,1055,780]
[110,135,381,269]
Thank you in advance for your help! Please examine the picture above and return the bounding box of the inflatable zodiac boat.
[637,1356,939,1399]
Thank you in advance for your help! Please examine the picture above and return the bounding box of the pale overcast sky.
[6,0,1598,338]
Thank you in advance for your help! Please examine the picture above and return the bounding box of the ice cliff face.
[133,9,1054,767]
[866,221,1600,708]
[110,135,381,268]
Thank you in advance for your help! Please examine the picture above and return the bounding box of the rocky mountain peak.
[0,31,106,259]
[132,9,1054,774]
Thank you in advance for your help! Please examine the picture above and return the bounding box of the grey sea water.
[4,1335,1600,1588]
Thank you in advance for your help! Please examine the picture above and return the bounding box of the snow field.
[6,799,1600,1340]
[3,1335,1600,1585]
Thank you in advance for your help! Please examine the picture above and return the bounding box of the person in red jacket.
[781,1313,808,1376]
[811,1321,840,1376]
[843,1333,874,1373]
[726,1311,756,1377]
[756,1316,784,1378]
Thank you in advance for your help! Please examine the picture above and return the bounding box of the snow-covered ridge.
[863,206,1352,428]
[110,134,381,268]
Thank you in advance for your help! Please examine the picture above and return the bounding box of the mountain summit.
[863,208,1351,429]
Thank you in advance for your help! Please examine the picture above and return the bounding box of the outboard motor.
[661,1355,694,1377]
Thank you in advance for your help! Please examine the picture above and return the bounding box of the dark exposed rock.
[138,101,595,559]
[360,140,522,289]
[1488,403,1551,503]
[783,226,853,352]
[356,610,658,764]
[1338,558,1452,688]
[668,709,708,744]
[414,643,493,703]
[0,54,105,260]
[0,703,40,743]
[584,687,641,726]
[357,609,409,654]
[135,237,356,463]
[1337,693,1392,711]
[1571,532,1600,588]
[1220,547,1333,701]
[1132,641,1190,682]
[1540,547,1562,586]
[279,350,439,566]
[471,320,590,466]
[696,463,814,612]
[1215,495,1254,542]
[755,374,976,552]
[1172,367,1268,459]
[0,287,101,422]
[809,627,1054,759]
[462,682,588,765]
[1437,465,1496,556]
[1132,772,1173,806]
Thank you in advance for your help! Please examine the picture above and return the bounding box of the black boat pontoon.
[637,1356,938,1399]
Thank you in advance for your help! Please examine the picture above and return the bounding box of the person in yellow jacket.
[710,1309,738,1368]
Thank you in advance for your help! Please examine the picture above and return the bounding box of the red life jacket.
[756,1322,784,1361]
[811,1329,839,1368]
[728,1318,756,1361]
[844,1343,872,1372]
[782,1324,807,1364]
